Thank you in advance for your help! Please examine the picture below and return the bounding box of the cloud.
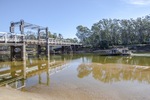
[123,0,150,5]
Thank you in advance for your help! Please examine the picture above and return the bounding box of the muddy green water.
[0,54,150,99]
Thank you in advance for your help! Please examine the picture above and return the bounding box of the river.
[0,54,150,100]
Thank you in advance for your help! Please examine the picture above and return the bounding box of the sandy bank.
[0,87,48,100]
[0,84,117,100]
[0,77,149,100]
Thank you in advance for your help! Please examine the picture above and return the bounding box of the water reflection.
[0,56,70,89]
[0,54,150,89]
[91,56,150,66]
[78,56,150,84]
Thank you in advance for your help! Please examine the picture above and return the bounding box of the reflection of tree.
[92,56,150,66]
[77,64,91,78]
[77,63,150,83]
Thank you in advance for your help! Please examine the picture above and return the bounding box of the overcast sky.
[0,0,150,38]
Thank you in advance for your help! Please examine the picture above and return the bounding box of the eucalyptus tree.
[53,33,57,38]
[76,25,91,46]
[73,38,78,43]
[58,33,63,39]
[76,14,150,48]
[109,19,121,45]
[141,15,150,43]
[100,19,111,41]
[91,22,102,48]
[119,19,128,45]
[145,15,150,42]
[66,38,78,43]
[134,17,150,44]
[91,19,113,48]
[48,31,54,38]
[129,18,138,44]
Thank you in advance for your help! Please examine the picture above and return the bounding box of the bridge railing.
[7,33,23,42]
[49,38,62,44]
[0,32,24,43]
[0,32,81,45]
[0,35,5,41]
[48,38,79,45]
[0,32,7,42]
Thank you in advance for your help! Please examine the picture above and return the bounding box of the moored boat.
[100,48,131,56]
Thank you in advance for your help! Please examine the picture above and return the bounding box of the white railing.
[0,32,23,43]
[0,32,6,42]
[48,38,79,45]
[0,36,5,41]
[0,32,81,45]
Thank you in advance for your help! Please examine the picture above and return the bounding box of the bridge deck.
[0,37,81,46]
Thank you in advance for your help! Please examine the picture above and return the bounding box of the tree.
[48,31,53,38]
[76,14,150,49]
[66,38,78,43]
[76,25,91,46]
[58,33,63,39]
[53,33,57,38]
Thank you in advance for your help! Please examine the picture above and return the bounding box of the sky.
[0,0,150,38]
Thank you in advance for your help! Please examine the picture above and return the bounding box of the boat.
[100,48,131,56]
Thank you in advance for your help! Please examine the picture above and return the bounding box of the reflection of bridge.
[0,20,81,61]
[0,59,69,89]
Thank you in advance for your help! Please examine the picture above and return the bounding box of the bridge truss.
[10,20,48,41]
[0,20,81,61]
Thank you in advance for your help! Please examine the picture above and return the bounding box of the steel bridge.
[0,33,79,46]
[0,20,81,61]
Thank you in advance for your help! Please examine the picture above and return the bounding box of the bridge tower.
[37,27,49,58]
[9,20,50,61]
[10,20,26,61]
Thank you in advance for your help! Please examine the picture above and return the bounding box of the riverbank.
[0,85,116,100]
[75,44,150,54]
[0,87,47,100]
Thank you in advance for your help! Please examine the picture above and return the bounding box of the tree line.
[25,31,78,43]
[48,32,78,43]
[76,15,150,49]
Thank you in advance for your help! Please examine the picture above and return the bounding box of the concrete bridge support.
[61,46,65,54]
[37,45,42,57]
[37,45,50,58]
[61,46,73,54]
[10,45,26,61]
[71,45,79,52]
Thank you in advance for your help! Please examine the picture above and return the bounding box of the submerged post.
[23,59,26,79]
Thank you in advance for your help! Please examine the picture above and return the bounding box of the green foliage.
[66,38,78,43]
[100,40,109,49]
[48,32,63,39]
[76,25,91,45]
[76,15,150,49]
